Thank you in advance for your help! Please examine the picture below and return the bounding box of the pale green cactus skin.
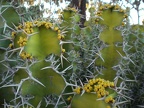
[71,4,133,108]
[72,93,109,107]
[0,1,73,108]
[95,5,125,81]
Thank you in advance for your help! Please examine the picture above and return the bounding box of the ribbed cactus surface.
[71,4,128,108]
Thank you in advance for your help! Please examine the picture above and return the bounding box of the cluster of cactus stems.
[0,1,144,108]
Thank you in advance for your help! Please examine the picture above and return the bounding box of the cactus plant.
[0,1,74,107]
[0,1,144,108]
[70,3,144,108]
[1,17,76,107]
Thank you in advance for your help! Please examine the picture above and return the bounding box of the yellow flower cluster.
[105,96,115,103]
[84,78,114,98]
[57,34,64,40]
[83,83,93,93]
[99,4,112,10]
[123,14,128,19]
[96,11,102,16]
[54,26,65,41]
[34,21,53,29]
[20,51,33,60]
[74,78,114,98]
[114,4,120,10]
[73,78,115,99]
[9,43,13,48]
[11,31,16,38]
[17,36,27,47]
[24,21,34,34]
[73,86,81,94]
[44,21,52,29]
[67,96,72,101]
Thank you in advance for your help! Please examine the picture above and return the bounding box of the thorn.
[7,47,21,53]
[41,66,52,70]
[115,100,130,106]
[96,51,105,62]
[96,95,106,100]
[15,77,29,95]
[28,74,45,87]
[59,40,73,45]
[36,101,42,108]
[61,65,72,74]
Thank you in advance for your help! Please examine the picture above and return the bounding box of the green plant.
[70,3,144,108]
[0,1,144,108]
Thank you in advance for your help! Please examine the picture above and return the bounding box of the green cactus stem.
[0,18,73,107]
[71,3,127,108]
[95,4,126,81]
[11,20,67,60]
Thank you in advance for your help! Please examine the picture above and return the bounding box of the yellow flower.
[106,106,111,108]
[54,27,59,31]
[73,87,81,94]
[11,31,16,37]
[105,96,115,103]
[114,4,120,10]
[9,43,13,48]
[97,93,102,98]
[62,48,66,53]
[67,96,72,101]
[122,22,125,27]
[88,79,95,85]
[119,9,125,13]
[57,34,62,40]
[20,51,32,60]
[17,37,27,47]
[123,14,128,19]
[110,82,115,87]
